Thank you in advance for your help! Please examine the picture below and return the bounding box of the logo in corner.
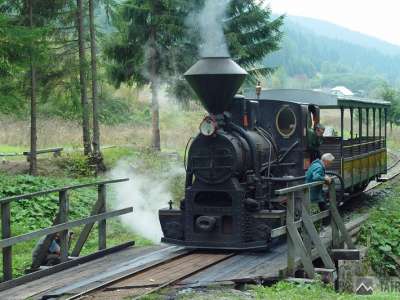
[356,278,374,295]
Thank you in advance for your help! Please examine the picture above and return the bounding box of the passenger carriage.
[255,89,390,194]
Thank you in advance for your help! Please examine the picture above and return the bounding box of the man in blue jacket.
[305,153,335,211]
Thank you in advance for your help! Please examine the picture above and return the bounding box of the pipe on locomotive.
[228,121,260,177]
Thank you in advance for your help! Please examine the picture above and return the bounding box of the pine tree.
[28,0,37,176]
[103,0,187,151]
[89,0,106,173]
[226,0,284,76]
[169,0,284,103]
[77,0,92,156]
[0,0,67,175]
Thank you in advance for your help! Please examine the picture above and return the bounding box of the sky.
[267,0,400,46]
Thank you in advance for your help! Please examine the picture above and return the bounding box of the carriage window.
[276,105,297,138]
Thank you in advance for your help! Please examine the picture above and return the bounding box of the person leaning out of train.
[307,123,325,162]
[305,153,335,211]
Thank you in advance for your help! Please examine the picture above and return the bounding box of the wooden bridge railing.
[273,181,355,279]
[0,178,132,282]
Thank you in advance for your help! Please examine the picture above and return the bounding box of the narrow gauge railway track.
[67,251,235,300]
[65,151,400,300]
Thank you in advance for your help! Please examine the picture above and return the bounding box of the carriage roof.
[249,89,390,109]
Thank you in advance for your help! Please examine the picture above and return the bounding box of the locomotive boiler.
[158,57,390,250]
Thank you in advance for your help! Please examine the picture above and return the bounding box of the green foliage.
[251,281,399,300]
[56,152,95,177]
[379,85,400,127]
[102,146,140,167]
[98,91,151,125]
[103,0,188,88]
[358,186,400,276]
[0,173,144,279]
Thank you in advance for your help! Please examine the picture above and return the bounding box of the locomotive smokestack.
[184,57,247,115]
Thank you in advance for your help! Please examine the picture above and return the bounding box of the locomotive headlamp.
[199,116,217,136]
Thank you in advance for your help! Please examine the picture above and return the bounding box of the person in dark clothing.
[307,123,325,162]
[32,232,73,266]
[305,153,334,211]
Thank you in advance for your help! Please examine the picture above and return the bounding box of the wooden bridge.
[0,178,132,287]
[0,180,366,299]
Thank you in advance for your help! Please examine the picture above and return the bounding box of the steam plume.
[194,0,232,57]
[109,160,184,243]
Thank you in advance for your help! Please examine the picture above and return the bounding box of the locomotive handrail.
[343,139,385,149]
[274,181,324,195]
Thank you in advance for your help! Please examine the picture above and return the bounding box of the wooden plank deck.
[178,227,334,287]
[0,216,365,299]
[0,245,185,300]
[178,215,365,288]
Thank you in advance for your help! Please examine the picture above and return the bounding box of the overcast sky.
[267,0,400,46]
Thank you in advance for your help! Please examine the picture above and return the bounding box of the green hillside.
[264,16,400,95]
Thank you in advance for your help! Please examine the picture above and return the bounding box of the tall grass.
[0,106,205,152]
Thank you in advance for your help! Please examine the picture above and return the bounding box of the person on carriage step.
[307,123,325,162]
[305,153,334,211]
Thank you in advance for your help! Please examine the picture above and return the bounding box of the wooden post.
[329,185,355,249]
[59,190,69,262]
[1,202,12,281]
[286,190,315,278]
[301,204,335,269]
[98,184,106,250]
[71,197,105,257]
[302,188,312,257]
[330,184,340,249]
[286,192,296,277]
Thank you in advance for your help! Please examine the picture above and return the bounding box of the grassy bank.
[358,181,400,276]
[143,281,400,300]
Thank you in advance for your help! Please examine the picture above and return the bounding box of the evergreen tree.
[77,0,92,156]
[104,0,187,151]
[28,0,37,176]
[0,0,66,175]
[89,0,106,173]
[169,0,284,102]
[226,0,284,76]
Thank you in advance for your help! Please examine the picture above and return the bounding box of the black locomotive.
[159,57,389,250]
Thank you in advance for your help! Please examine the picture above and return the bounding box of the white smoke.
[190,0,232,57]
[108,159,184,243]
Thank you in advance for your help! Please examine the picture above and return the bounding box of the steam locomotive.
[159,57,389,250]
